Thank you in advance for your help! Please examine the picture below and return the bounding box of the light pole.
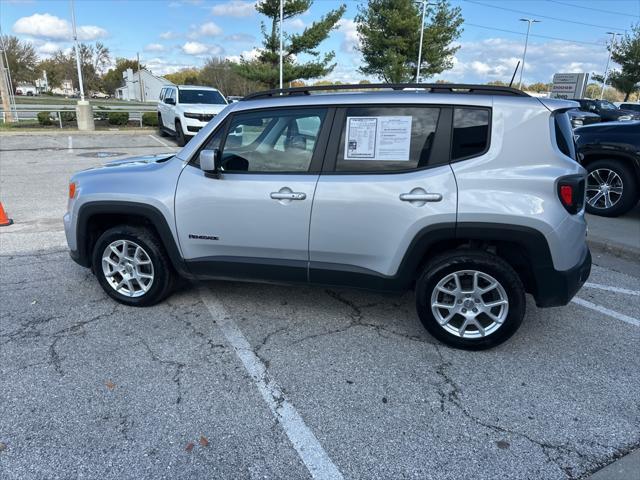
[415,0,428,83]
[70,0,85,101]
[70,0,94,130]
[600,32,620,100]
[279,0,284,90]
[518,18,540,90]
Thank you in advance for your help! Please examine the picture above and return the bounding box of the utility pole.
[600,32,620,100]
[70,0,94,130]
[0,48,14,123]
[137,52,145,102]
[415,0,428,83]
[518,18,540,90]
[0,25,16,122]
[279,0,284,90]
[70,0,85,101]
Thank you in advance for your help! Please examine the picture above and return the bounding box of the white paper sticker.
[344,116,412,161]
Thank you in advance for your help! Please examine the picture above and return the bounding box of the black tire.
[158,114,168,137]
[175,120,186,147]
[415,250,526,350]
[92,225,175,307]
[585,159,639,217]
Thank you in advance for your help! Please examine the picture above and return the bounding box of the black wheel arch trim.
[73,201,191,277]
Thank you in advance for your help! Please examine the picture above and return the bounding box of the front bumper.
[534,246,591,307]
[181,115,213,135]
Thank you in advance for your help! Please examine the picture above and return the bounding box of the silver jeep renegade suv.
[64,84,591,350]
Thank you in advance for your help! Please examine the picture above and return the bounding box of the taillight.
[69,182,77,199]
[557,175,585,214]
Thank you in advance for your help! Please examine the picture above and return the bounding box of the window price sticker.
[344,116,412,161]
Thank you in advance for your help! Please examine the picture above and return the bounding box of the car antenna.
[509,61,521,88]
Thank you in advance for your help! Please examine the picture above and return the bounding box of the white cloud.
[434,38,609,84]
[338,19,359,53]
[12,13,107,41]
[285,18,305,30]
[212,1,255,17]
[182,41,209,55]
[182,41,223,56]
[160,30,179,40]
[144,43,166,52]
[145,57,195,76]
[190,21,223,38]
[226,48,261,63]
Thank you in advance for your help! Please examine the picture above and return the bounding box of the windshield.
[178,89,227,105]
[597,100,617,110]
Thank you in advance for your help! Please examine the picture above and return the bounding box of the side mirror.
[165,97,175,105]
[200,149,221,177]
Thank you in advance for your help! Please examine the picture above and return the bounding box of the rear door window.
[333,106,441,173]
[451,108,490,161]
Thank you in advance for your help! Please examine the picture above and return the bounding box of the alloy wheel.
[430,270,509,339]
[101,240,154,297]
[586,168,623,210]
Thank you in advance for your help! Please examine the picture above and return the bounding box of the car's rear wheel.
[92,226,174,306]
[175,120,186,146]
[585,159,638,217]
[416,250,525,350]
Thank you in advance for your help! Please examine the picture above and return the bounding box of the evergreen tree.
[610,24,640,101]
[234,0,346,89]
[356,0,463,83]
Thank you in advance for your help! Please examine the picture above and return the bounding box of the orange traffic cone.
[0,202,13,227]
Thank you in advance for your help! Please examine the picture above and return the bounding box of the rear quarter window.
[554,111,576,159]
[451,107,490,161]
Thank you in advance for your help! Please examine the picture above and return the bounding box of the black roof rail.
[241,83,529,100]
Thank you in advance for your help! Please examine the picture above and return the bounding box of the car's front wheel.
[585,159,638,217]
[415,250,525,350]
[175,120,186,147]
[92,226,175,306]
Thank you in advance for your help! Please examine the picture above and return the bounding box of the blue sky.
[1,0,638,85]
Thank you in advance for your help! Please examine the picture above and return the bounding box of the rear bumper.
[533,246,591,307]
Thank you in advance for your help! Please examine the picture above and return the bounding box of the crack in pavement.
[138,338,186,405]
[285,289,436,348]
[432,344,632,479]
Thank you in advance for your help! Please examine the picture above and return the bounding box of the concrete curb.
[586,448,640,480]
[588,237,640,263]
[0,128,157,136]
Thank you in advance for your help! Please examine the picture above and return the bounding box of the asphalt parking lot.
[1,132,639,480]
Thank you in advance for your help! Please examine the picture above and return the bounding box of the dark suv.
[575,121,640,216]
[576,99,640,122]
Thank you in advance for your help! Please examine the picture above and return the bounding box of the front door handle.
[400,192,442,202]
[270,187,307,202]
[270,192,306,200]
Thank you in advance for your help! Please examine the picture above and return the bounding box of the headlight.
[618,115,632,121]
[184,113,215,121]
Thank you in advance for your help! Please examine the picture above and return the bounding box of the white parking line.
[67,136,73,152]
[584,282,640,296]
[572,297,640,327]
[199,286,344,480]
[147,134,174,149]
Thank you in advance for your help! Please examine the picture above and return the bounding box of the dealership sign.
[550,73,589,99]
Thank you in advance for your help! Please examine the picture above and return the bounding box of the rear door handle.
[400,192,442,202]
[270,192,306,200]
